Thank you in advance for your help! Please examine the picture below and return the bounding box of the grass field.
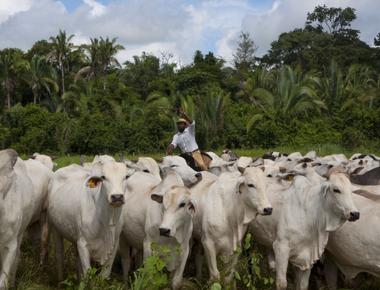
[32,143,380,169]
[14,145,380,290]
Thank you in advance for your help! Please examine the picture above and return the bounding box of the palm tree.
[312,60,378,111]
[247,65,325,130]
[179,86,227,148]
[48,30,74,95]
[61,82,95,117]
[25,55,58,104]
[0,49,25,109]
[76,37,124,88]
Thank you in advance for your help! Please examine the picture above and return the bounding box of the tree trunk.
[6,90,10,109]
[60,60,65,96]
[33,88,37,104]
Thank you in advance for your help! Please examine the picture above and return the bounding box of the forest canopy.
[0,5,379,154]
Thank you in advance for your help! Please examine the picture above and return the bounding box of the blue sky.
[60,0,273,12]
[0,0,379,64]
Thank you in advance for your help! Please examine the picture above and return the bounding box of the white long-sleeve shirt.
[170,121,199,153]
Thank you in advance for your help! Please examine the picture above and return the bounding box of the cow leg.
[134,250,143,269]
[268,250,276,271]
[223,251,238,290]
[7,238,21,289]
[193,241,204,280]
[172,243,190,290]
[143,238,152,261]
[101,240,119,278]
[273,240,290,290]
[53,229,64,282]
[40,210,50,265]
[324,256,338,290]
[119,234,131,283]
[202,237,220,281]
[74,248,82,281]
[0,240,18,289]
[77,238,91,276]
[295,268,311,290]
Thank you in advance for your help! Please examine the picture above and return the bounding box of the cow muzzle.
[263,207,273,215]
[348,211,360,222]
[159,228,171,237]
[110,194,125,207]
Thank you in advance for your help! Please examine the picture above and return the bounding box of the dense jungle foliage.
[1,5,379,155]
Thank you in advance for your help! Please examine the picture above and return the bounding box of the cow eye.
[333,188,341,193]
[247,184,255,188]
[125,175,130,179]
[143,169,150,173]
[267,174,273,178]
[179,202,186,208]
[101,175,106,180]
[170,165,177,168]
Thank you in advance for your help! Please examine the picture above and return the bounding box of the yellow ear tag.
[88,179,96,188]
[287,175,294,181]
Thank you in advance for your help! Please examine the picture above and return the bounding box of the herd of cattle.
[0,148,380,290]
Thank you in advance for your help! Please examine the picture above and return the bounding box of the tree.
[176,51,225,94]
[26,40,53,60]
[233,31,257,72]
[312,60,378,111]
[47,30,75,95]
[0,49,26,109]
[76,37,124,83]
[306,5,358,38]
[247,66,325,130]
[263,6,372,70]
[123,52,161,99]
[24,55,58,104]
[374,33,380,46]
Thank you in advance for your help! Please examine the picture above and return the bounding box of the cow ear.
[87,176,102,188]
[187,201,195,215]
[321,183,331,196]
[237,176,245,194]
[159,166,170,178]
[0,149,18,172]
[151,193,163,203]
[260,166,265,172]
[351,167,364,175]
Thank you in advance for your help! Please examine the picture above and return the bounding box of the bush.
[69,113,126,154]
[1,104,70,154]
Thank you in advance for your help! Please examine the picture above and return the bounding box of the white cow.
[0,149,41,289]
[120,162,200,289]
[47,160,133,281]
[31,153,56,170]
[150,185,195,289]
[23,158,53,263]
[250,170,360,290]
[324,193,380,289]
[206,152,236,176]
[190,167,272,282]
[125,157,161,182]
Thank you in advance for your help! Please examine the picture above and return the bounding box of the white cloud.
[83,0,106,17]
[0,0,33,23]
[242,0,380,56]
[0,0,378,65]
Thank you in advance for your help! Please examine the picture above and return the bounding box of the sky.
[0,0,379,65]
